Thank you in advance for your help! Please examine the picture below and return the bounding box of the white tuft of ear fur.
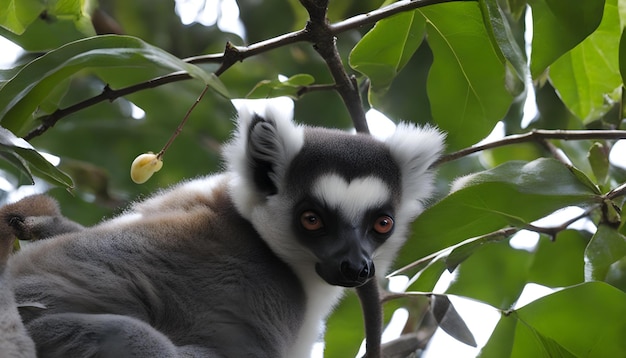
[370,123,445,275]
[384,123,445,219]
[224,103,304,220]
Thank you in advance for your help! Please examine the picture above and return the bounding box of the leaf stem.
[523,205,598,240]
[156,84,211,159]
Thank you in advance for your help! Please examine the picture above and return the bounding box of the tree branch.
[296,83,338,97]
[184,30,311,68]
[607,182,626,200]
[299,0,369,133]
[25,0,474,139]
[434,129,626,167]
[523,205,598,240]
[330,0,474,34]
[24,72,191,141]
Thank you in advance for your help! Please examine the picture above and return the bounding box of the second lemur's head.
[225,105,445,287]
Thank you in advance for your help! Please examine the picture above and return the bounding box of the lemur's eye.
[300,211,324,231]
[373,215,394,234]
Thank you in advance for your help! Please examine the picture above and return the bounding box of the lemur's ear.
[224,105,304,203]
[245,113,299,195]
[384,123,445,217]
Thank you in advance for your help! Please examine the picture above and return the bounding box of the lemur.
[0,105,444,357]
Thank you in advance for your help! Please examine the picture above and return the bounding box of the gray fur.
[0,199,37,358]
[9,178,303,357]
[0,105,444,357]
[0,194,84,242]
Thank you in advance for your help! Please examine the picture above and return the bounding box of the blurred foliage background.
[2,0,626,357]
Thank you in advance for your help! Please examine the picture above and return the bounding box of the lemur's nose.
[340,259,375,283]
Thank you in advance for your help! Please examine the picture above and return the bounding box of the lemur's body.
[1,106,444,357]
[11,175,311,357]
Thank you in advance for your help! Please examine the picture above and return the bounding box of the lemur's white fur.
[312,175,391,223]
[225,108,445,356]
[225,105,305,220]
[378,123,445,270]
[225,106,445,356]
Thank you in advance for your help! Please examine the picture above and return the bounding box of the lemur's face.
[283,129,402,287]
[291,174,396,287]
[226,108,444,289]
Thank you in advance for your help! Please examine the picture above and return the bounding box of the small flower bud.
[130,153,163,184]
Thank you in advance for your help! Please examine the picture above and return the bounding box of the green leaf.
[518,325,577,358]
[0,35,222,135]
[567,165,601,195]
[0,0,96,40]
[605,256,626,291]
[446,241,533,309]
[0,150,34,186]
[550,0,621,122]
[0,126,73,188]
[419,2,513,150]
[446,228,516,272]
[479,0,528,86]
[516,282,626,357]
[584,224,626,282]
[587,142,610,187]
[406,258,448,292]
[349,10,426,96]
[483,310,577,358]
[507,0,528,20]
[324,291,366,358]
[0,66,23,91]
[431,294,477,347]
[529,0,605,78]
[0,0,43,34]
[619,28,626,94]
[478,313,516,358]
[528,231,587,288]
[246,74,315,99]
[408,158,599,259]
[0,15,89,51]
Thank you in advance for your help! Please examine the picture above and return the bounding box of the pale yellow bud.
[130,153,163,184]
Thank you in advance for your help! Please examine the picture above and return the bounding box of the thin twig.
[537,138,572,167]
[184,30,311,65]
[386,249,442,278]
[156,84,211,159]
[434,129,626,167]
[24,72,191,141]
[387,227,519,277]
[523,205,598,240]
[330,0,474,33]
[296,83,338,97]
[381,291,432,304]
[606,182,626,200]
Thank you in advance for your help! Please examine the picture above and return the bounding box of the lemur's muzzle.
[315,227,376,287]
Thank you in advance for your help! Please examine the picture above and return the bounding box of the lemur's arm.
[0,195,84,244]
[0,196,45,358]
